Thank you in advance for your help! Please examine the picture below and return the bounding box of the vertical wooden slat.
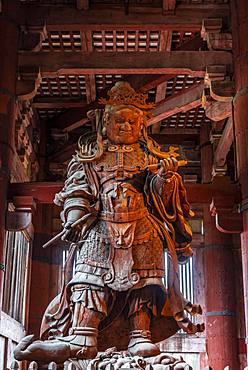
[3,232,14,312]
[102,30,106,52]
[135,30,139,52]
[113,30,117,52]
[124,30,128,52]
[145,30,150,52]
[70,31,75,52]
[9,233,18,318]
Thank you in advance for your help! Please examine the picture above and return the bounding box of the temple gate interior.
[0,0,248,368]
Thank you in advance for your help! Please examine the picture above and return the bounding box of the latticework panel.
[41,29,200,53]
[95,74,123,93]
[171,31,200,50]
[165,75,203,97]
[160,107,210,130]
[92,30,161,52]
[42,31,82,52]
[37,76,87,97]
[38,108,66,120]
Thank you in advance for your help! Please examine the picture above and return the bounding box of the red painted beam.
[8,178,241,205]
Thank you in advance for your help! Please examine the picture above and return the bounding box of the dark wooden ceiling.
[17,0,232,182]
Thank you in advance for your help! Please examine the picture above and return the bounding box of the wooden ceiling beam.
[127,75,176,93]
[152,81,168,134]
[32,98,87,109]
[8,178,240,205]
[19,51,232,77]
[20,4,229,32]
[152,29,172,134]
[148,82,205,126]
[51,105,94,130]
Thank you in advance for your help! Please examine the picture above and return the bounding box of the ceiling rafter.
[147,82,204,126]
[19,51,232,77]
[19,4,230,32]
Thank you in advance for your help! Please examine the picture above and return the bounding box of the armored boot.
[57,302,102,359]
[14,306,101,363]
[58,326,99,359]
[128,307,160,357]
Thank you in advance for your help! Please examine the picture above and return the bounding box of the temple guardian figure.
[14,82,204,364]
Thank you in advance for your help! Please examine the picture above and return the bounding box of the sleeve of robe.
[148,170,194,263]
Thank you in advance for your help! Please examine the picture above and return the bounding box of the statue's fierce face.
[104,105,143,144]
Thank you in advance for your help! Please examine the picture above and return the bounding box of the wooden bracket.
[17,66,42,101]
[201,19,232,51]
[204,66,235,103]
[6,196,36,231]
[20,23,47,52]
[6,211,32,231]
[210,196,243,234]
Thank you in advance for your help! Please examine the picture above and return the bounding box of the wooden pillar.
[0,0,20,311]
[231,0,248,361]
[200,121,239,368]
[203,206,239,369]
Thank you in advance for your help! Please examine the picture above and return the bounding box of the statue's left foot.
[128,330,160,358]
[14,335,71,363]
[14,328,99,363]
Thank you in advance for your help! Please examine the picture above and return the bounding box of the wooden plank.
[20,4,229,32]
[152,81,168,134]
[215,116,233,167]
[152,29,173,133]
[0,311,26,343]
[8,178,241,205]
[85,74,96,104]
[148,82,204,126]
[128,75,176,93]
[32,99,87,109]
[19,51,232,77]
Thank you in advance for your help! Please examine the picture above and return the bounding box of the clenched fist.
[158,157,178,178]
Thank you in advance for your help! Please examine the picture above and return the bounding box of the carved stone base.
[65,347,192,369]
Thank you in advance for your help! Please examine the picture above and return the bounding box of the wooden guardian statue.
[14,81,204,364]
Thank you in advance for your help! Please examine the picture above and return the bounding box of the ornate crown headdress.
[99,81,155,110]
